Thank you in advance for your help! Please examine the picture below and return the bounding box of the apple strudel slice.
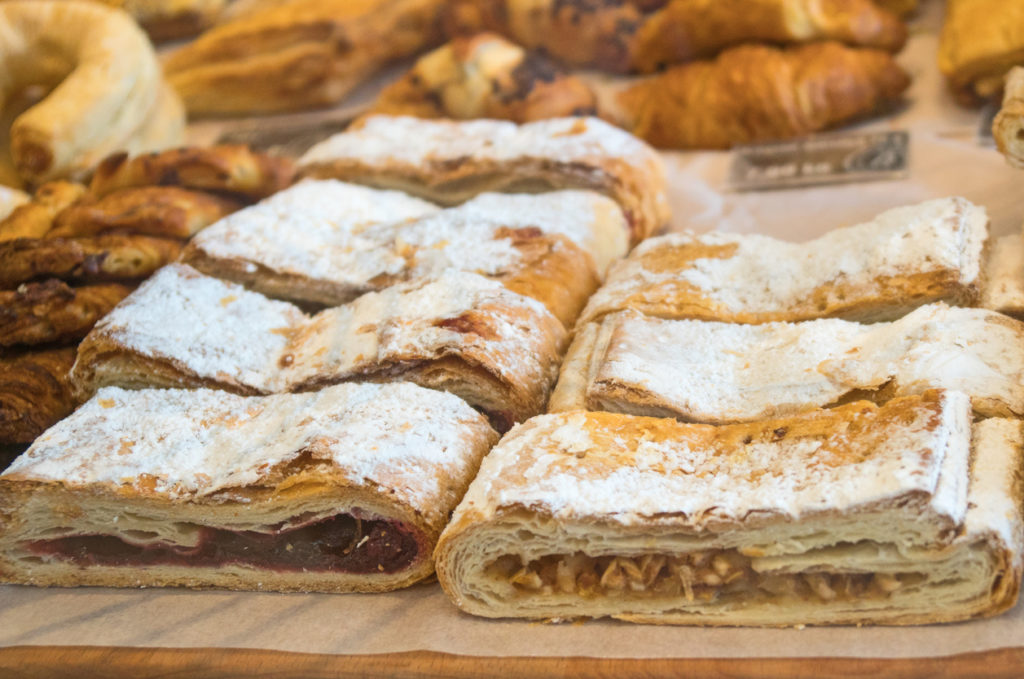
[0,382,497,592]
[436,391,1024,625]
[550,303,1024,422]
[297,115,669,245]
[72,265,567,430]
[184,188,617,324]
[578,197,988,326]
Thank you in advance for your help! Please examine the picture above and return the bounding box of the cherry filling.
[26,514,420,574]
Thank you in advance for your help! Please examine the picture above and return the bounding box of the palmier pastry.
[579,197,988,326]
[436,391,1024,625]
[369,33,598,123]
[88,146,295,201]
[939,0,1024,104]
[550,304,1024,422]
[0,235,182,287]
[299,115,669,245]
[0,382,497,592]
[617,42,910,149]
[0,346,76,444]
[72,265,567,430]
[163,0,445,115]
[994,67,1024,169]
[0,181,87,242]
[0,279,131,347]
[184,186,621,322]
[49,187,243,240]
[0,1,183,183]
[443,0,905,74]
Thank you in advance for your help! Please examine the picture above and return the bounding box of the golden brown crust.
[618,42,910,149]
[0,346,76,444]
[88,146,295,200]
[0,280,131,347]
[50,186,242,239]
[0,181,87,242]
[369,33,599,123]
[994,67,1024,169]
[443,0,905,74]
[0,235,182,287]
[163,0,445,115]
[939,0,1024,105]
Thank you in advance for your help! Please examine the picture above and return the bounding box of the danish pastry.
[0,347,76,444]
[0,279,131,347]
[0,235,182,287]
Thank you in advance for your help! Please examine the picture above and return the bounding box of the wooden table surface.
[1,645,1023,678]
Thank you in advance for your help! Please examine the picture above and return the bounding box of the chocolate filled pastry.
[443,0,905,74]
[0,235,182,287]
[617,42,910,149]
[163,0,445,115]
[184,185,621,322]
[0,279,131,347]
[579,197,988,326]
[994,67,1024,169]
[436,391,1024,625]
[369,33,598,123]
[88,146,295,201]
[939,0,1024,104]
[0,181,87,242]
[550,304,1024,422]
[48,187,243,239]
[0,346,76,444]
[0,382,497,592]
[298,115,669,246]
[72,264,567,431]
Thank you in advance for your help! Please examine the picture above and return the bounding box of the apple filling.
[26,513,421,574]
[487,550,922,602]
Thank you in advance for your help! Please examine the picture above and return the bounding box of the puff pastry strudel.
[72,264,567,430]
[184,187,618,322]
[551,304,1024,422]
[298,115,669,245]
[0,382,497,591]
[436,391,1024,625]
[579,197,988,325]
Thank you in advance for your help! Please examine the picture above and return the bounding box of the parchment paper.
[3,0,1024,659]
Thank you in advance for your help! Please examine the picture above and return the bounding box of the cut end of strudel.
[436,391,1024,625]
[578,197,988,326]
[297,115,669,245]
[0,382,497,592]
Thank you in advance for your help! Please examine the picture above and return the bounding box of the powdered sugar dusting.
[5,383,496,521]
[587,304,1024,422]
[458,391,971,527]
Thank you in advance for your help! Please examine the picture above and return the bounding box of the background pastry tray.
[4,3,1024,676]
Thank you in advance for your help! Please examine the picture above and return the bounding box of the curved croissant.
[618,42,910,149]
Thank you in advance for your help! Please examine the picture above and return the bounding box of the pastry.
[939,0,1024,104]
[0,280,131,347]
[184,187,619,322]
[0,181,87,242]
[48,187,243,240]
[0,382,497,592]
[578,197,988,326]
[872,0,916,16]
[0,186,27,222]
[0,1,184,183]
[436,391,1024,625]
[115,0,229,41]
[982,234,1024,319]
[443,0,906,74]
[368,33,598,123]
[72,265,567,430]
[617,42,910,149]
[994,67,1024,169]
[89,146,296,201]
[550,304,1024,422]
[0,235,182,287]
[298,115,669,245]
[0,347,76,444]
[163,0,445,115]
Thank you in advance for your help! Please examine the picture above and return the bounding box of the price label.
[728,130,909,192]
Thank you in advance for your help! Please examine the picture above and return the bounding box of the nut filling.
[486,550,923,602]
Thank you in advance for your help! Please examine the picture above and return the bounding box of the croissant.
[444,0,906,74]
[994,68,1024,169]
[939,0,1024,104]
[617,42,910,149]
[368,33,598,123]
